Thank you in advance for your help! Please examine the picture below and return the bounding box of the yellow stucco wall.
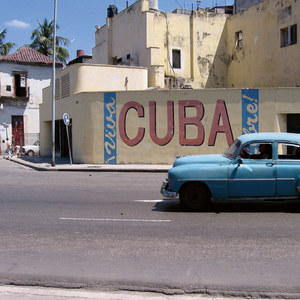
[53,63,147,99]
[226,0,300,88]
[93,0,148,67]
[40,87,300,164]
[92,0,300,90]
[153,10,228,88]
[92,0,228,89]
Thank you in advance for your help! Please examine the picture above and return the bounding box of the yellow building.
[40,0,300,164]
[227,0,300,88]
[92,0,229,89]
[93,0,300,89]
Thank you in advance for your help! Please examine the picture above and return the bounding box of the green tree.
[0,29,15,56]
[30,18,69,64]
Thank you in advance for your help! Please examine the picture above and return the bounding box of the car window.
[238,142,272,159]
[277,143,300,160]
[224,139,241,159]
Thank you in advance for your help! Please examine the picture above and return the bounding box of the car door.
[228,142,276,198]
[276,142,300,197]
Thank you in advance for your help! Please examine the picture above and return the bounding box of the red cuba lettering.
[179,100,204,146]
[149,101,174,146]
[208,99,234,146]
[119,101,145,146]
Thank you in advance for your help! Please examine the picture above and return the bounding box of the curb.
[6,157,170,173]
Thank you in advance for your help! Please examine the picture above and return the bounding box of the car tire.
[179,182,211,211]
[27,150,34,156]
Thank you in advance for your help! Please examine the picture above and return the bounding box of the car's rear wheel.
[27,150,34,156]
[179,182,211,211]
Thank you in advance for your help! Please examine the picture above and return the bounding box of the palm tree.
[0,29,15,56]
[30,18,70,64]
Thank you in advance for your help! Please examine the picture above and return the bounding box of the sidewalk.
[3,155,171,173]
[1,285,289,300]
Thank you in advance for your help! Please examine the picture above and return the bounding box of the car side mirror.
[237,158,243,166]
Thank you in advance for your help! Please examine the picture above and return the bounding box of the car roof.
[238,132,300,144]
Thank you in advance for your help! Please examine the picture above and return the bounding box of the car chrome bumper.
[160,179,177,198]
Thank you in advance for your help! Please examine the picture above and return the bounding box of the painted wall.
[55,63,147,99]
[92,0,228,89]
[154,10,228,88]
[226,0,300,88]
[93,0,300,90]
[0,62,54,152]
[0,63,53,106]
[40,87,300,164]
[93,0,147,67]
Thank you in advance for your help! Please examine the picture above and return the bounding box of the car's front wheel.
[27,150,34,156]
[179,182,211,211]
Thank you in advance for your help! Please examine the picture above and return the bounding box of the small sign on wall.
[242,89,259,135]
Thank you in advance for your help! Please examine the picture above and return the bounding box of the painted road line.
[60,217,171,223]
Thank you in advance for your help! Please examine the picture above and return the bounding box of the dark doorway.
[287,114,300,133]
[14,73,27,97]
[55,119,72,157]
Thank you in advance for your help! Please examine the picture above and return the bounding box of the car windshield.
[224,139,241,159]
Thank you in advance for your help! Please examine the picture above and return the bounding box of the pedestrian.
[6,138,12,160]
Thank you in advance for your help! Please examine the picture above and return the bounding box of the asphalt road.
[1,158,300,298]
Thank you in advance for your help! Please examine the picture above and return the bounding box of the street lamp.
[51,0,57,167]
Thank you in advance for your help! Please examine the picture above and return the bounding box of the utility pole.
[51,0,57,167]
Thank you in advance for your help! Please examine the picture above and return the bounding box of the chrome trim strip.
[177,178,296,182]
[177,178,277,182]
[214,196,299,201]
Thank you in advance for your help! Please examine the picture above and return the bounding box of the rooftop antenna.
[126,0,128,8]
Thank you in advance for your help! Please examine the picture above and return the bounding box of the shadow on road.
[153,198,300,213]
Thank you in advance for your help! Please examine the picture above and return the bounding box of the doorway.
[287,114,300,133]
[11,115,24,147]
[55,119,72,157]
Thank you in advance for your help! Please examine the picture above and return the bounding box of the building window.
[172,49,181,69]
[14,73,27,97]
[235,31,243,48]
[281,24,297,47]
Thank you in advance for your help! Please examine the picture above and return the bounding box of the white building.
[0,47,62,153]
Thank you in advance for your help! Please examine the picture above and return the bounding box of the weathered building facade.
[0,47,62,153]
[93,0,300,89]
[92,0,229,89]
[227,0,300,88]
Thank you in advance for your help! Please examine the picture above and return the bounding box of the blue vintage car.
[161,132,300,210]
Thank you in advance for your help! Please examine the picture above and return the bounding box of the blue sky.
[1,0,233,62]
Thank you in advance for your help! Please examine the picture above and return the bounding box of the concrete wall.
[227,0,300,88]
[54,64,147,99]
[0,62,55,152]
[93,0,147,67]
[40,87,300,164]
[0,63,53,106]
[92,0,228,89]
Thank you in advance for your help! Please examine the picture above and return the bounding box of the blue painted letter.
[104,92,117,164]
